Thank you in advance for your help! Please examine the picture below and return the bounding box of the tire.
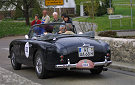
[10,48,22,70]
[90,66,103,74]
[35,51,49,79]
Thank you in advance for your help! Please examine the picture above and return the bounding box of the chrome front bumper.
[55,57,112,70]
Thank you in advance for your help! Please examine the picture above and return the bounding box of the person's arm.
[38,20,41,24]
[41,17,45,24]
[68,18,73,24]
[31,20,35,26]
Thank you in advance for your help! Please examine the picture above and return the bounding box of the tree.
[75,0,112,17]
[84,0,99,19]
[0,2,2,8]
[96,0,112,16]
[14,3,23,19]
[75,0,98,19]
[0,0,41,25]
[31,0,42,19]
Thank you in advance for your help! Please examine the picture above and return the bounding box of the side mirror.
[25,35,29,39]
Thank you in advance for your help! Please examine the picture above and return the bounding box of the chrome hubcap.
[11,53,15,66]
[36,57,42,74]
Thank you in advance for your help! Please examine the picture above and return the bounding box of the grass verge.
[0,21,30,38]
[73,5,135,32]
[114,5,135,16]
[73,15,135,32]
[113,0,135,4]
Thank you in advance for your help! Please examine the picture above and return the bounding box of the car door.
[19,39,34,66]
[12,40,22,63]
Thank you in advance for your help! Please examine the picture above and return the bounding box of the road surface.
[0,36,135,85]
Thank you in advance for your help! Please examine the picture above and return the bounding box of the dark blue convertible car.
[8,23,112,79]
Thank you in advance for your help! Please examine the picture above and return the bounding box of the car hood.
[55,37,107,55]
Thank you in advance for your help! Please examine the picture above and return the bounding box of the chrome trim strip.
[55,58,112,70]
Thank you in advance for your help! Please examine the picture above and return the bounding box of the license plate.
[82,63,89,67]
[78,46,94,57]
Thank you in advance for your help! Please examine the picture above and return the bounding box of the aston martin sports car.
[8,23,112,79]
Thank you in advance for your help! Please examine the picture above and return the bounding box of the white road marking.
[1,48,9,51]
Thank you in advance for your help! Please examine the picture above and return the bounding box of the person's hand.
[58,31,62,34]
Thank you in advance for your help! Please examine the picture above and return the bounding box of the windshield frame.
[28,23,94,40]
[28,23,77,39]
[37,34,93,41]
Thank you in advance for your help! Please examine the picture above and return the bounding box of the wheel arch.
[9,44,14,58]
[33,49,38,66]
[32,46,47,66]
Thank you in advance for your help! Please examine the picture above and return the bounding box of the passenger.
[52,12,63,22]
[31,14,41,26]
[58,25,66,34]
[44,25,53,35]
[33,27,45,35]
[41,9,50,24]
[63,15,72,24]
[63,24,74,35]
[61,13,66,21]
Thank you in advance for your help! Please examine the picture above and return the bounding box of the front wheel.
[90,66,103,74]
[35,51,49,79]
[11,48,22,70]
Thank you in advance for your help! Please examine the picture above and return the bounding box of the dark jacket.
[52,18,63,23]
[33,27,45,35]
[64,18,72,24]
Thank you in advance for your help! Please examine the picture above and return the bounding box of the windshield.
[28,23,94,40]
[38,33,94,40]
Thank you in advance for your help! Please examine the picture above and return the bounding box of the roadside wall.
[96,37,135,64]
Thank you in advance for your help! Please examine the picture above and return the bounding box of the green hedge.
[98,31,117,37]
[0,21,30,38]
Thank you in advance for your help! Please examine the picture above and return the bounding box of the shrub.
[68,14,79,17]
[98,31,117,37]
[96,0,112,16]
[14,3,24,19]
[76,5,80,16]
[75,0,113,16]
[0,21,29,38]
[31,0,42,18]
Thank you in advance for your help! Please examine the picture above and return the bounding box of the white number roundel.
[25,42,29,58]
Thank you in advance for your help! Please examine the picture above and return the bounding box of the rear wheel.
[35,51,49,79]
[90,66,103,74]
[11,48,22,70]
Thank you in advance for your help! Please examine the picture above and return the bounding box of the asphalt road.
[0,36,135,85]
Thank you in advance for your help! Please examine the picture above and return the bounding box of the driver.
[58,25,66,34]
[63,24,74,35]
[44,25,53,35]
[33,26,45,35]
[40,25,54,40]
